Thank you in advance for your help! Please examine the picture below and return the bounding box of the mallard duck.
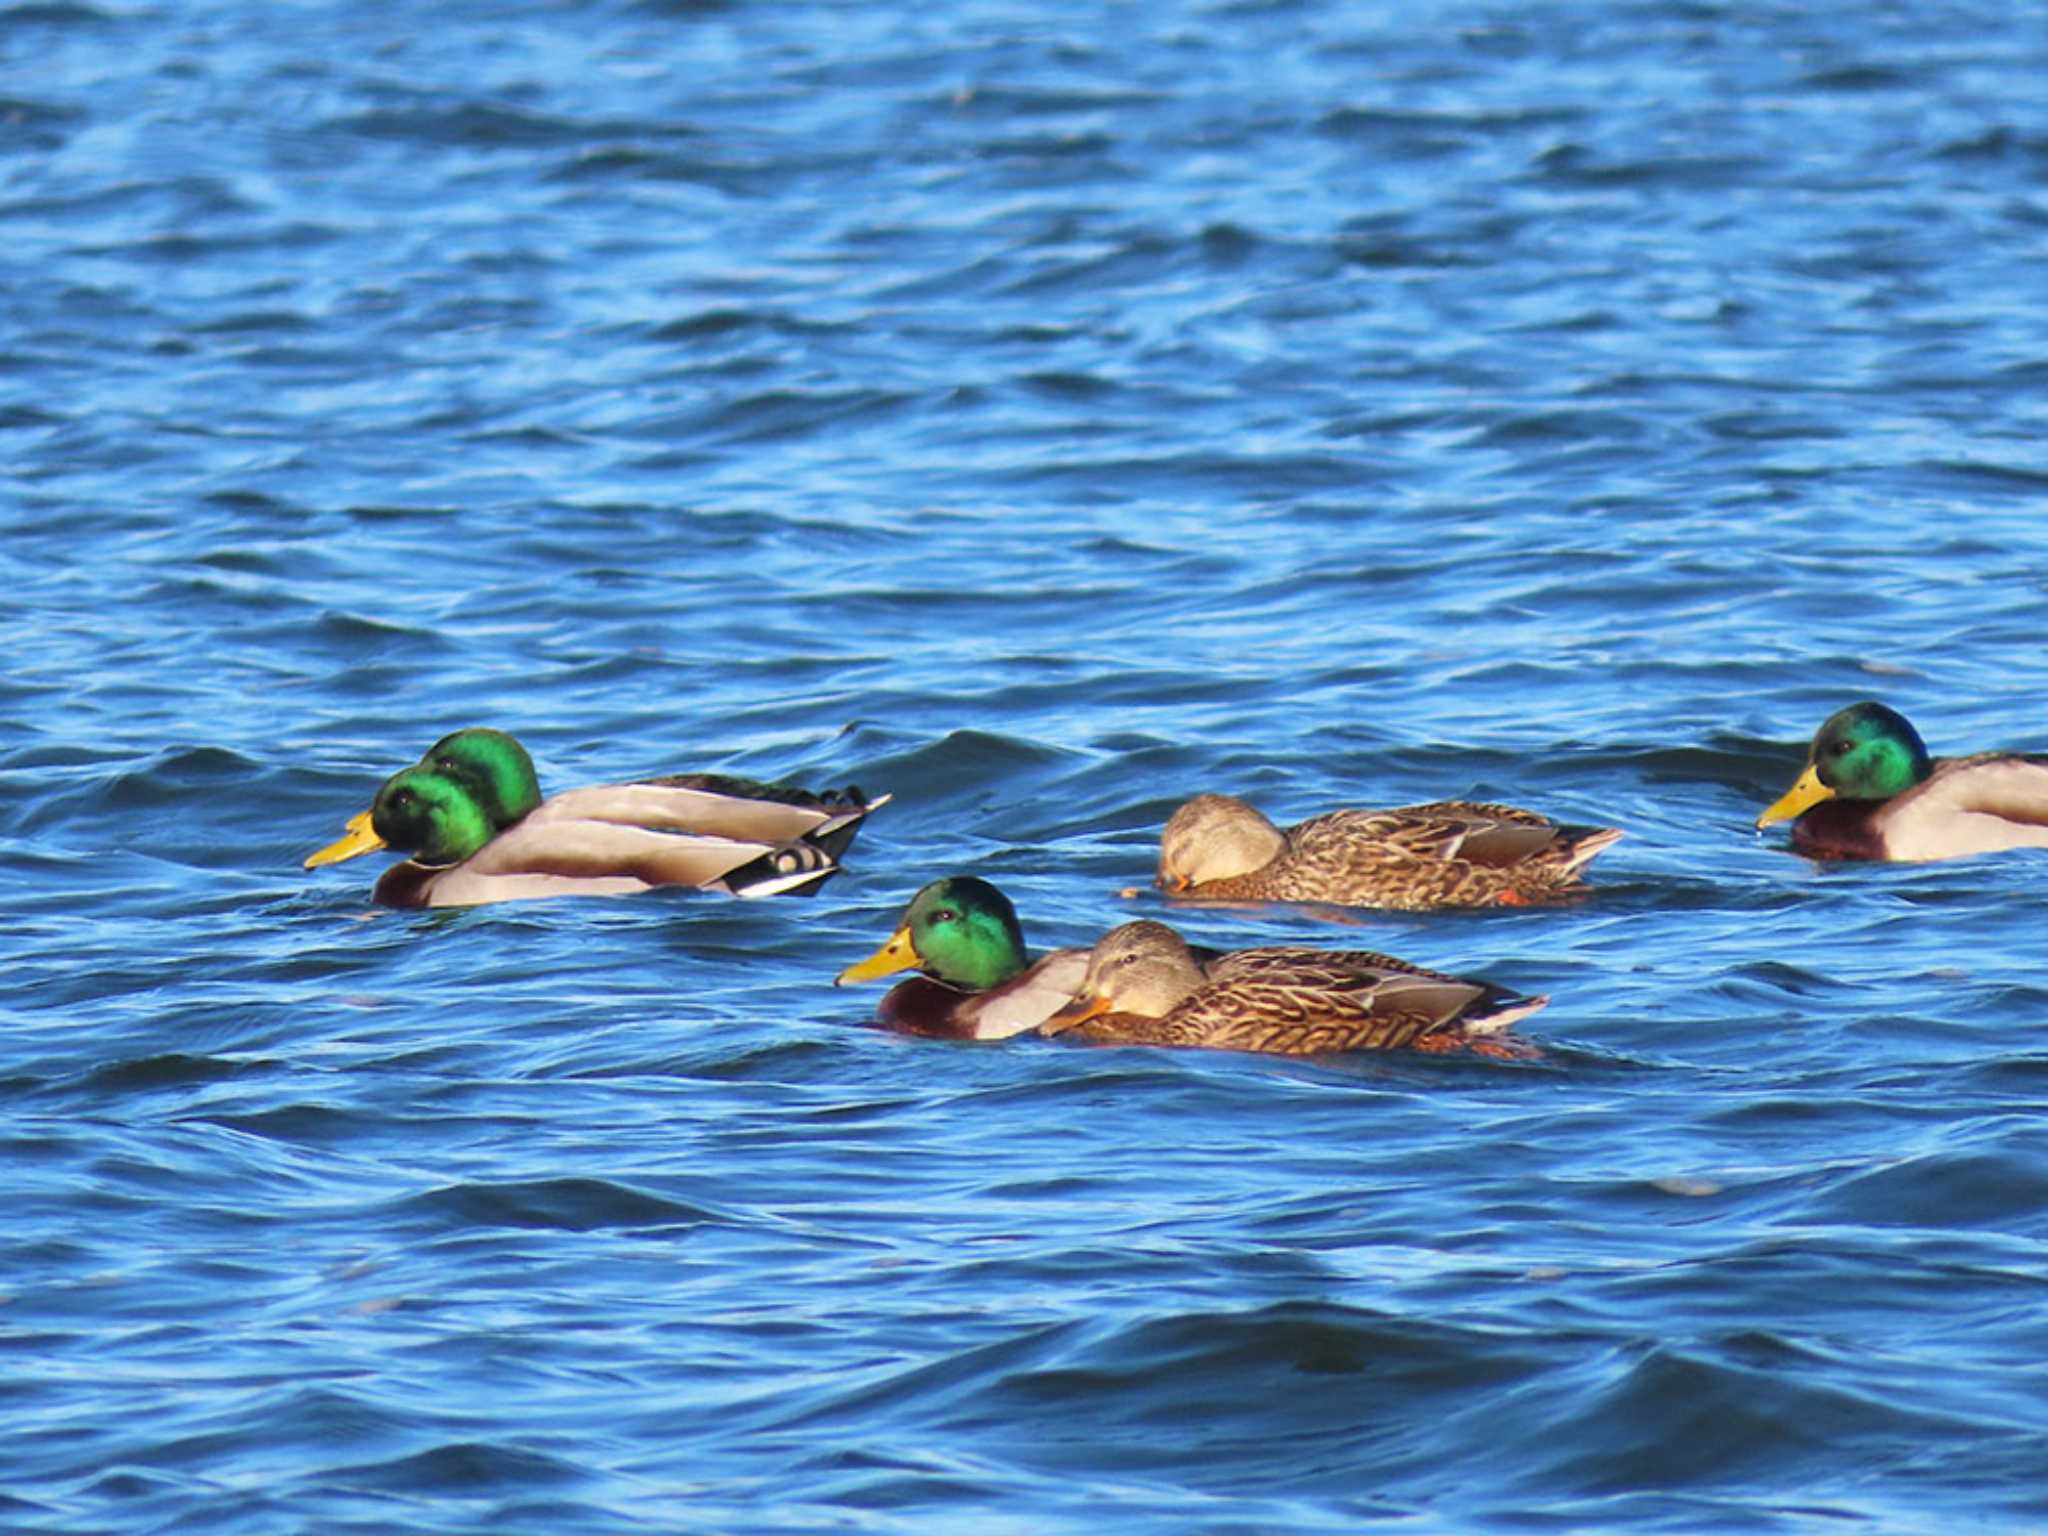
[1041,920,1547,1056]
[835,875,1089,1040]
[305,727,887,907]
[1156,792,1622,910]
[1756,701,2048,861]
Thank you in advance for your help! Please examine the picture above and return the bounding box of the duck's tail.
[1461,990,1551,1035]
[714,840,842,898]
[1558,824,1624,876]
[805,791,893,863]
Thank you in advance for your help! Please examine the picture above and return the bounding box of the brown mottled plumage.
[1156,793,1622,911]
[1041,920,1547,1056]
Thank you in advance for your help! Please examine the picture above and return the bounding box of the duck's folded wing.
[1207,946,1437,984]
[1299,807,1554,866]
[529,783,885,846]
[1443,819,1569,865]
[1889,756,2048,857]
[1935,756,2048,821]
[1389,805,1574,865]
[458,819,836,896]
[1199,948,1543,1045]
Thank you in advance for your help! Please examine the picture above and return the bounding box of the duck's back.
[1859,753,2048,861]
[1079,946,1531,1054]
[529,779,872,845]
[1256,804,1607,909]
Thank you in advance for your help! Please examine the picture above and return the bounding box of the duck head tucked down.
[1158,795,1289,890]
[1156,791,1621,911]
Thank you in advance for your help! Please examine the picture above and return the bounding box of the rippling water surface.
[8,1,2048,1530]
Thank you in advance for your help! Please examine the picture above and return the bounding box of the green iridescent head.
[306,727,540,870]
[363,765,499,866]
[1758,701,1934,827]
[421,728,544,829]
[836,875,1031,991]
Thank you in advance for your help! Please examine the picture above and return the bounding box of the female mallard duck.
[1156,792,1622,910]
[305,727,887,907]
[835,876,1089,1040]
[1041,920,1546,1056]
[1756,701,2048,861]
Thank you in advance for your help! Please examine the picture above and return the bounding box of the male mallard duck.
[1156,792,1622,910]
[1041,920,1547,1056]
[1756,701,2048,861]
[835,876,1088,1040]
[305,727,887,907]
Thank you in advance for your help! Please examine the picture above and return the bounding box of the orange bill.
[1040,992,1113,1037]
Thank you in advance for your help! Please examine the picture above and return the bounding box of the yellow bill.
[305,808,387,868]
[835,925,919,985]
[1756,764,1834,830]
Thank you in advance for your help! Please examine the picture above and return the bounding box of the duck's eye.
[1826,739,1851,757]
[1116,950,1140,967]
[393,788,416,808]
[928,908,957,925]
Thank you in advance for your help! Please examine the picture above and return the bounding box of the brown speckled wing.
[1321,804,1569,866]
[1179,802,1617,911]
[1162,947,1494,1054]
[1260,814,1505,908]
[1398,800,1555,824]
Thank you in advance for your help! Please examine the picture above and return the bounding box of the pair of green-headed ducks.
[304,728,888,906]
[307,703,2048,1056]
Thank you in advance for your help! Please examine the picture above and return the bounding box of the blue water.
[7,1,2048,1530]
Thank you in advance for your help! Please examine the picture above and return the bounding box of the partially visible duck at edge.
[1157,792,1622,911]
[1042,919,1547,1058]
[835,875,1087,1040]
[306,727,887,907]
[1756,701,2048,862]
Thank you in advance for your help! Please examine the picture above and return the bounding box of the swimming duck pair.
[304,727,887,906]
[834,875,1548,1055]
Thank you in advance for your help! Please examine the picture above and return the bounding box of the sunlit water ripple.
[6,1,2048,1531]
